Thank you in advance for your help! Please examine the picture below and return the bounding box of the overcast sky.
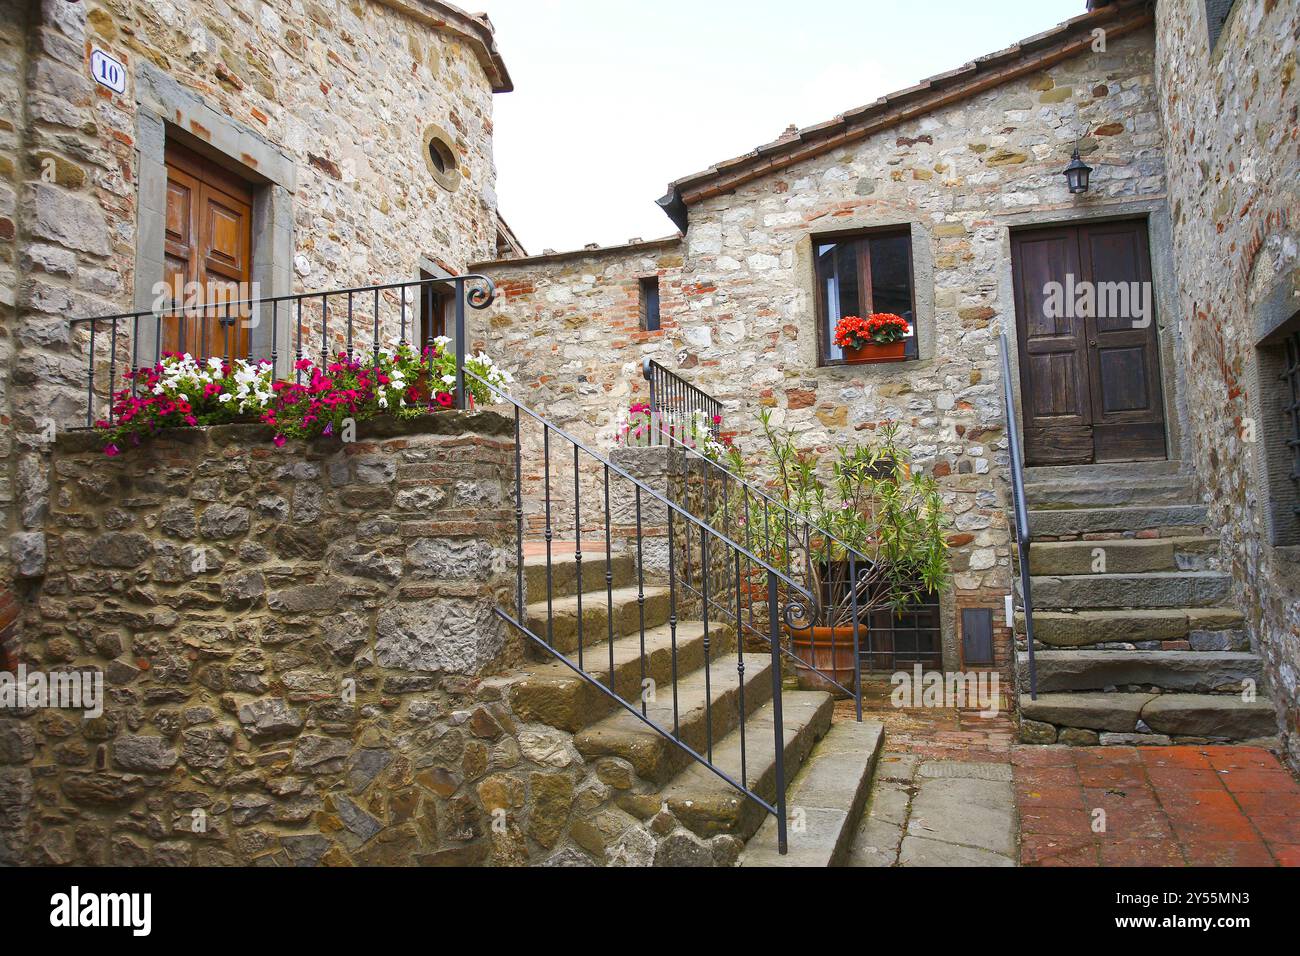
[483,0,1083,254]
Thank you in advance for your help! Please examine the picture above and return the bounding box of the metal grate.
[861,589,943,673]
[1282,329,1300,515]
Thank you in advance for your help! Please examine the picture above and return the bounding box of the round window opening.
[422,125,460,192]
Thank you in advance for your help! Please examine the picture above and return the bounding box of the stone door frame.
[132,62,296,370]
[995,198,1187,473]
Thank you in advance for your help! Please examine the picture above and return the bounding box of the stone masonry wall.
[1154,0,1300,768]
[0,414,753,866]
[0,414,552,866]
[1,0,503,638]
[478,28,1168,676]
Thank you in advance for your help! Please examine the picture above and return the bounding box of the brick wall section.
[1154,0,1300,768]
[478,30,1167,675]
[0,414,616,866]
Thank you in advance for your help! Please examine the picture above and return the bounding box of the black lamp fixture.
[1064,145,1092,194]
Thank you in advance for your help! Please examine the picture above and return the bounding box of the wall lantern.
[1064,147,1092,194]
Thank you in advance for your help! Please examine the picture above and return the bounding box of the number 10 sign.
[90,48,127,95]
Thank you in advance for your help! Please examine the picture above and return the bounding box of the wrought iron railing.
[643,358,722,444]
[66,275,495,427]
[1000,330,1037,700]
[467,366,835,855]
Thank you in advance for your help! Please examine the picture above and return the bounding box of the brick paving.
[1014,744,1300,867]
[834,682,1300,867]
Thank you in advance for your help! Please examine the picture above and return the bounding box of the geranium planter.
[842,340,906,364]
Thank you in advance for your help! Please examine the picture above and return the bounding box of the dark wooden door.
[163,143,253,360]
[1012,220,1165,465]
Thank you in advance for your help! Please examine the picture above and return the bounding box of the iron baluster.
[767,571,788,855]
[574,445,584,671]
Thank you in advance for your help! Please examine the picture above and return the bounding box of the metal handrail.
[643,358,722,442]
[467,367,831,855]
[999,331,1037,700]
[67,274,496,426]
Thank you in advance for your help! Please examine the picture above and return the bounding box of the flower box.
[834,313,911,364]
[842,340,907,364]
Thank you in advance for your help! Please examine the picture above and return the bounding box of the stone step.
[1023,571,1232,609]
[574,652,776,784]
[1019,691,1277,742]
[1024,475,1195,510]
[508,619,736,732]
[1024,536,1219,575]
[1024,461,1185,482]
[525,584,671,654]
[741,719,885,867]
[658,690,836,842]
[524,551,636,603]
[1018,650,1261,693]
[1015,607,1247,647]
[1028,504,1209,538]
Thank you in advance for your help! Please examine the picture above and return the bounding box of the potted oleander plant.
[717,412,948,695]
[834,312,911,363]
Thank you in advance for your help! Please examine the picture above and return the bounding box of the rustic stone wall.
[477,28,1168,675]
[0,414,541,866]
[0,414,745,866]
[0,0,505,630]
[1154,0,1300,768]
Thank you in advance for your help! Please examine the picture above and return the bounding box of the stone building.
[0,0,1297,869]
[475,0,1300,766]
[0,0,513,657]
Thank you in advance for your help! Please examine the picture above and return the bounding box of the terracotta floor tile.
[1011,746,1075,768]
[1019,806,1095,836]
[1099,839,1186,867]
[1180,839,1277,867]
[1096,808,1176,841]
[1168,809,1260,843]
[1218,769,1300,795]
[1139,746,1212,770]
[1014,766,1080,790]
[1017,785,1086,810]
[1021,832,1100,867]
[1143,766,1225,790]
[1153,787,1240,814]
[1082,785,1162,811]
[1077,763,1150,789]
[1202,746,1286,773]
[1269,844,1300,867]
[1244,814,1300,846]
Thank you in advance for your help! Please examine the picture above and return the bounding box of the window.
[1205,0,1238,52]
[421,124,460,192]
[640,276,661,332]
[814,229,917,364]
[1279,327,1300,529]
[1256,311,1300,547]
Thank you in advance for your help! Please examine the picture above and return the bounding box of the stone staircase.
[504,549,885,865]
[1015,462,1278,747]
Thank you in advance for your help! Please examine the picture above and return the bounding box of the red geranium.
[834,313,910,349]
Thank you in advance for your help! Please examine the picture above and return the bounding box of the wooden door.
[163,143,253,361]
[1012,220,1165,465]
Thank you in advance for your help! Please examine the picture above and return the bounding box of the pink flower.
[435,392,454,408]
[104,444,120,457]
[273,435,287,448]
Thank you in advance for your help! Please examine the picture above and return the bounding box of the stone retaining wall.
[0,413,599,866]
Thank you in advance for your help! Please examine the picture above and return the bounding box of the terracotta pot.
[842,340,906,363]
[782,623,861,698]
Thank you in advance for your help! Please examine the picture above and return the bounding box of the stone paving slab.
[835,688,1300,868]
